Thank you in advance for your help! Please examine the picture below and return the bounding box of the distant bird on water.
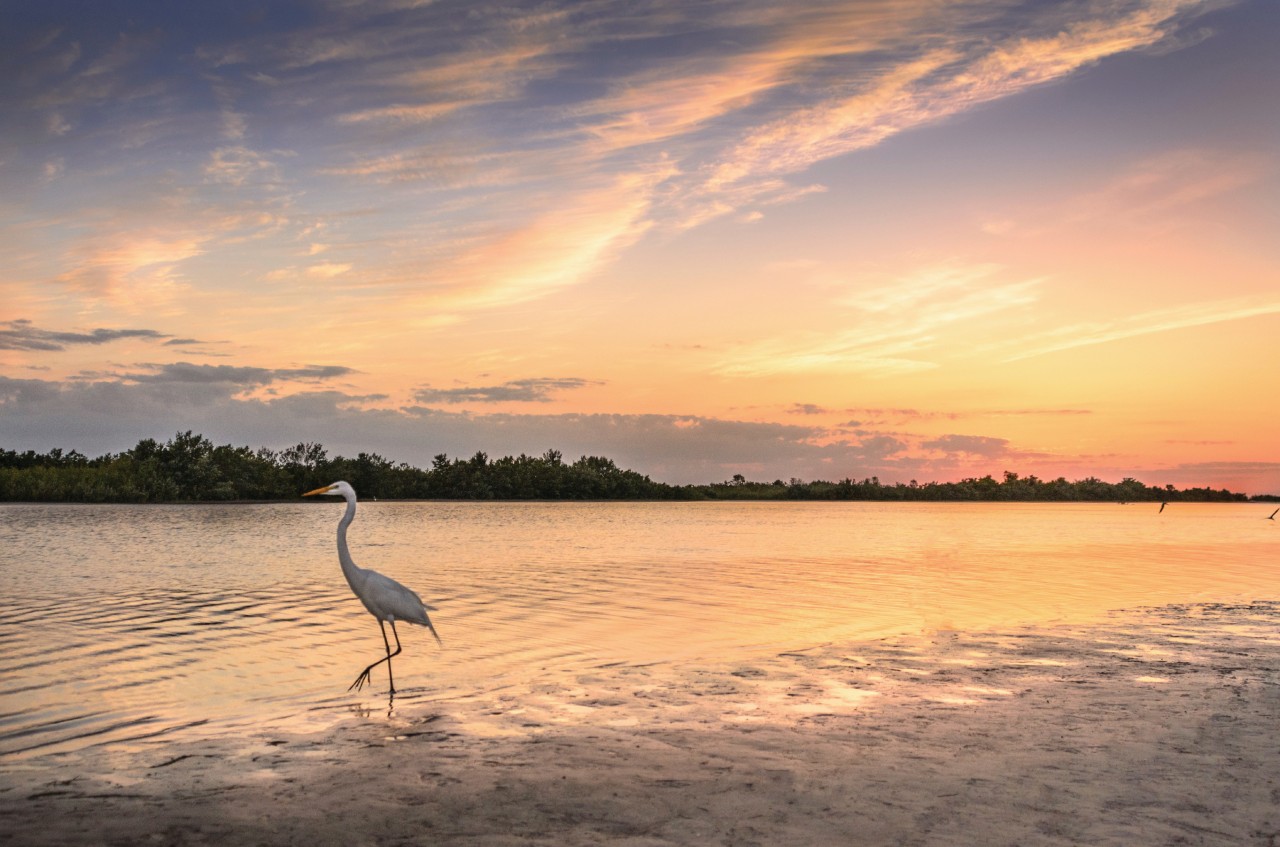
[304,481,442,694]
[1159,501,1167,513]
[1268,509,1278,521]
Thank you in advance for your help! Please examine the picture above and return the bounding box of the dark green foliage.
[692,472,1251,503]
[0,432,1261,502]
[0,432,675,502]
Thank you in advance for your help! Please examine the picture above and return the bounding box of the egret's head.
[303,480,355,499]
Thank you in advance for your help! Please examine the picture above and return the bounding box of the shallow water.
[1,500,1276,760]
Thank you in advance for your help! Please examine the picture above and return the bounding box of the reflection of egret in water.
[348,695,397,720]
[304,481,442,694]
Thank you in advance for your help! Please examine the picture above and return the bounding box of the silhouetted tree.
[0,433,1262,503]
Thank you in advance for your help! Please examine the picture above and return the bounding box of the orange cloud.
[409,167,673,315]
[54,231,206,310]
[336,102,463,125]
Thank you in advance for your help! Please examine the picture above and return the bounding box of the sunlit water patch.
[1,500,1276,759]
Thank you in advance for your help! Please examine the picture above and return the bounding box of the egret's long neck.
[336,491,363,586]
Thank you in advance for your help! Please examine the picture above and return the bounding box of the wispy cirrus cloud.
[689,0,1222,220]
[336,102,464,126]
[1001,296,1280,362]
[713,263,1040,377]
[983,148,1273,237]
[53,230,207,301]
[1063,148,1271,227]
[413,167,671,314]
[203,145,283,187]
[245,0,1234,287]
[573,49,804,156]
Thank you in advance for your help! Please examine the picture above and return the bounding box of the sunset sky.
[2,0,1277,491]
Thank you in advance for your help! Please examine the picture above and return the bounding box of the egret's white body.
[304,481,441,693]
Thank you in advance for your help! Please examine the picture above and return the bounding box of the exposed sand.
[3,601,1279,846]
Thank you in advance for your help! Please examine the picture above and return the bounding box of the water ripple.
[1,500,1277,759]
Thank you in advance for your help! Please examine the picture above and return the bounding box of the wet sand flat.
[3,601,1279,846]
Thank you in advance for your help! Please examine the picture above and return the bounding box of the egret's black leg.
[349,619,403,693]
[385,621,403,694]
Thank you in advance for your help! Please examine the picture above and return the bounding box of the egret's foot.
[349,669,373,692]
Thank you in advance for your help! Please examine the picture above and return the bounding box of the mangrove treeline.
[0,432,669,502]
[0,431,1261,503]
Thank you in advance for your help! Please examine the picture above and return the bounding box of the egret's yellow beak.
[303,485,333,497]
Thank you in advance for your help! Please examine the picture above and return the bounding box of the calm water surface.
[1,500,1276,760]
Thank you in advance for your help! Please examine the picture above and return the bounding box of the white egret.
[303,481,442,693]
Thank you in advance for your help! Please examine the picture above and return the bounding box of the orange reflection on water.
[0,500,1275,758]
